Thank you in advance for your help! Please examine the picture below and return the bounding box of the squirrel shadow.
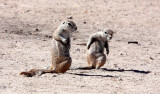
[68,72,118,78]
[101,68,151,74]
[72,67,151,74]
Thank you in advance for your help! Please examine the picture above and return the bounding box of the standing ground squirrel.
[20,20,77,77]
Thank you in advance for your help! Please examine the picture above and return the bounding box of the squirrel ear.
[108,29,113,35]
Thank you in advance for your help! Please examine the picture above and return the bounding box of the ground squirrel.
[79,28,113,69]
[20,20,77,77]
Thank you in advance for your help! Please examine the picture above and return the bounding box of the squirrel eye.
[68,23,72,26]
[63,22,65,24]
[105,32,108,34]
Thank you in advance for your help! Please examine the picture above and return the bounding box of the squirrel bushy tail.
[20,69,55,77]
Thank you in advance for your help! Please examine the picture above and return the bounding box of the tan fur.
[83,28,113,69]
[20,20,77,77]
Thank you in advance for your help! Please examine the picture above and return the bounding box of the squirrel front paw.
[62,39,67,43]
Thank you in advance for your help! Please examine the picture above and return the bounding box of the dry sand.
[0,0,160,94]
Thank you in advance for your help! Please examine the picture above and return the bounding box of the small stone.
[119,53,123,55]
[114,64,118,67]
[4,30,7,32]
[48,36,52,38]
[29,32,32,35]
[52,75,57,77]
[67,16,73,19]
[81,86,85,87]
[45,35,52,38]
[118,78,123,81]
[1,85,7,89]
[150,57,154,60]
[76,48,80,51]
[42,39,47,41]
[41,59,45,61]
[35,28,39,31]
[2,54,5,55]
[73,37,77,40]
[25,10,30,13]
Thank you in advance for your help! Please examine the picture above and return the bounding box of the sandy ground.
[0,0,160,94]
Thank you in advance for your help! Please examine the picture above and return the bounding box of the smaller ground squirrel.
[20,20,77,77]
[79,28,113,69]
